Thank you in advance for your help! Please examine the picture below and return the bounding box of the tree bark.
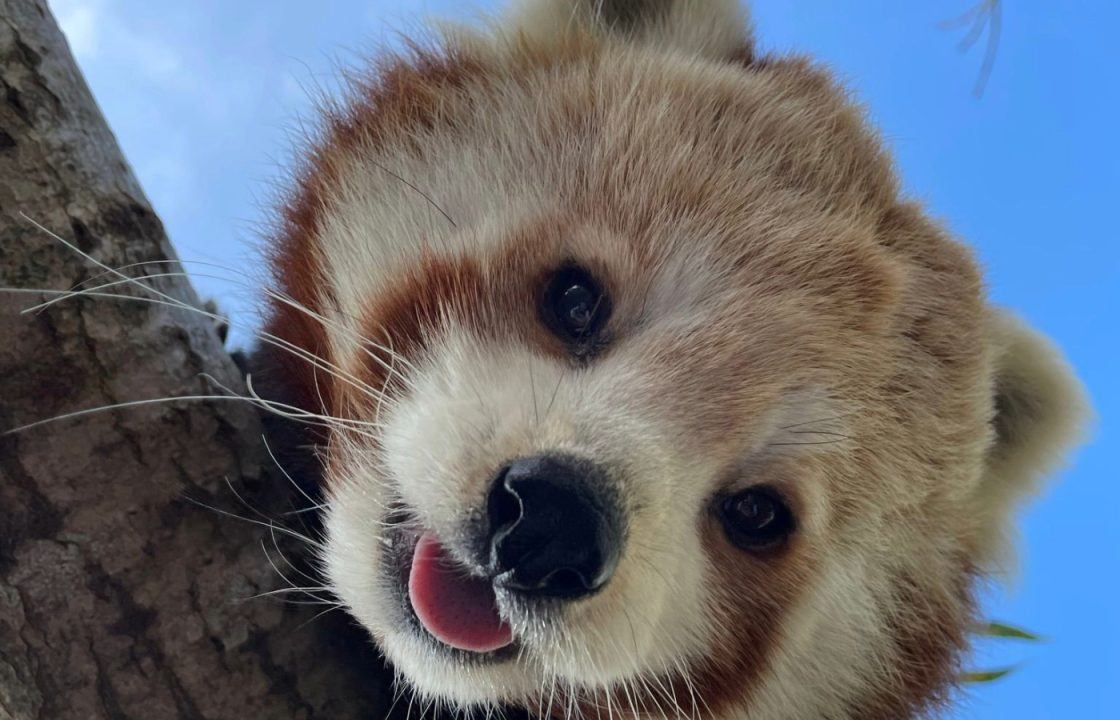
[0,1,393,717]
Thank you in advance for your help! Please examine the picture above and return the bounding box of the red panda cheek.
[259,50,492,417]
[682,519,817,716]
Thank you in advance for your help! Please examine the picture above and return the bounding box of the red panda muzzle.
[488,454,623,599]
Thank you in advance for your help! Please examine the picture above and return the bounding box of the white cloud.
[49,0,103,62]
[49,0,188,87]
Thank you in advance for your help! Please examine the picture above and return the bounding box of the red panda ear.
[973,309,1090,571]
[506,0,752,60]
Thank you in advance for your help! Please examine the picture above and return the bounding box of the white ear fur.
[505,0,751,59]
[975,309,1090,569]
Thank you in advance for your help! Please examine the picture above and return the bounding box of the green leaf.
[972,621,1044,642]
[960,667,1017,684]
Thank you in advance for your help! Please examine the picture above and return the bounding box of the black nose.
[487,454,623,600]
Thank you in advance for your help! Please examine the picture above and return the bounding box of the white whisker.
[181,495,324,551]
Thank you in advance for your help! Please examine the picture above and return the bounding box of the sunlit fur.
[254,1,1090,718]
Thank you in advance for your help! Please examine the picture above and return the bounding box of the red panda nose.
[486,454,623,600]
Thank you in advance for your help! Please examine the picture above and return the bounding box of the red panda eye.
[540,265,610,347]
[718,488,795,552]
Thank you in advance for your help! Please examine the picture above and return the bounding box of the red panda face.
[257,2,1088,718]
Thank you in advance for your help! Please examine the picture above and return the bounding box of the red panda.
[251,1,1089,718]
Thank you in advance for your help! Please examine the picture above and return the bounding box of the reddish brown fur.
[261,6,1085,717]
[271,44,976,713]
[261,47,492,419]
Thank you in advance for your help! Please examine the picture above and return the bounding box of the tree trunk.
[0,1,393,717]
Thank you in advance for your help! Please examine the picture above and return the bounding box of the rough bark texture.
[0,1,394,717]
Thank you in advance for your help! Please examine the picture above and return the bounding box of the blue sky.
[48,1,1117,716]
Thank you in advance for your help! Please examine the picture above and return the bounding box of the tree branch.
[0,1,393,716]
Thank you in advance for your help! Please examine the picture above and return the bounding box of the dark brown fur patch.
[352,250,489,409]
[349,216,618,414]
[852,565,974,720]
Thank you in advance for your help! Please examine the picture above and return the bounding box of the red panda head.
[257,1,1088,718]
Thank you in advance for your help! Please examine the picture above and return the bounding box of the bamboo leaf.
[960,667,1017,684]
[973,621,1044,642]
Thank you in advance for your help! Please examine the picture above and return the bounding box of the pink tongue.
[408,533,513,653]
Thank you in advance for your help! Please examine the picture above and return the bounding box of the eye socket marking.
[539,265,611,350]
[717,487,796,553]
